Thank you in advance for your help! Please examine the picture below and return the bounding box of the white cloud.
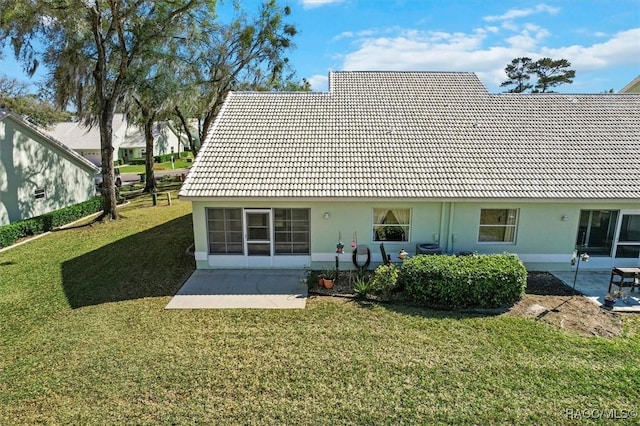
[483,4,560,22]
[335,25,640,92]
[539,28,640,70]
[300,0,345,9]
[307,74,329,91]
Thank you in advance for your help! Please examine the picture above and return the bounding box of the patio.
[551,270,640,313]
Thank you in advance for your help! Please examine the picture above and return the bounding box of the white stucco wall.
[0,116,97,225]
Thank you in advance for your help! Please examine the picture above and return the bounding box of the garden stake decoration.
[336,231,344,253]
[571,251,590,290]
[351,232,357,249]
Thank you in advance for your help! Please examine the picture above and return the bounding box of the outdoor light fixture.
[323,212,330,220]
[561,214,568,221]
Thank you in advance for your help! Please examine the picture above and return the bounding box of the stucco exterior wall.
[0,117,97,225]
[190,199,640,272]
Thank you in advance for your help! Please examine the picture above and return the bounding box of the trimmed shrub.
[0,197,103,248]
[154,153,181,163]
[129,158,146,165]
[371,264,399,297]
[399,253,526,309]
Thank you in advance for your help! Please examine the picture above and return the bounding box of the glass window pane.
[228,220,243,232]
[275,243,291,254]
[227,232,243,243]
[209,221,226,232]
[226,243,243,254]
[292,232,309,243]
[291,222,309,232]
[208,208,224,220]
[291,209,309,220]
[275,233,291,243]
[619,215,640,243]
[210,243,226,253]
[248,227,268,240]
[615,245,640,258]
[292,243,310,254]
[207,208,244,254]
[248,243,270,256]
[227,209,242,220]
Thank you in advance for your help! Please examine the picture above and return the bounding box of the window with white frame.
[478,209,518,243]
[34,188,46,200]
[207,208,243,254]
[373,208,410,242]
[273,208,310,255]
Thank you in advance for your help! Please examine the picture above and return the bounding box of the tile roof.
[180,71,640,200]
[44,114,128,150]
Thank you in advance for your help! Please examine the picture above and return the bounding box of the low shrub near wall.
[400,253,527,309]
[0,197,103,248]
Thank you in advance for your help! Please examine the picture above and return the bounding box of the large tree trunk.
[143,118,157,193]
[99,107,119,220]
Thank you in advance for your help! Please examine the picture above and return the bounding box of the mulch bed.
[310,270,625,338]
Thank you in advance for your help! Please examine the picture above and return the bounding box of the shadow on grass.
[61,214,195,308]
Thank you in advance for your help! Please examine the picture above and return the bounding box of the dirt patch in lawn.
[312,270,625,338]
[505,271,623,338]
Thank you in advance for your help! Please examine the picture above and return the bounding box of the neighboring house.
[46,116,187,166]
[0,109,99,226]
[620,75,640,94]
[179,71,640,272]
[46,114,128,166]
[117,122,186,162]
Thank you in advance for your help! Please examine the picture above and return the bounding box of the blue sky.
[286,0,640,92]
[2,0,639,94]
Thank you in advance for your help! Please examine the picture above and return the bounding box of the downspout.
[448,202,456,255]
[439,203,448,253]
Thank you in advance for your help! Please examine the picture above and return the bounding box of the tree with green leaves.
[0,1,216,220]
[0,74,70,127]
[501,57,575,93]
[500,57,534,93]
[173,0,306,155]
[531,58,576,93]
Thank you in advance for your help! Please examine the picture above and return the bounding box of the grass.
[118,159,192,174]
[1,196,639,424]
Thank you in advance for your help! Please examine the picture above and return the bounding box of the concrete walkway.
[166,269,308,309]
[551,270,640,313]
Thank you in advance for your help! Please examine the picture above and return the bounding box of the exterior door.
[613,212,640,267]
[244,209,272,267]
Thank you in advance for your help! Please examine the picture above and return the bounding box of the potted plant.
[317,271,325,288]
[322,268,336,289]
[603,291,621,308]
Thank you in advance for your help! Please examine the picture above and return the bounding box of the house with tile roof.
[620,75,640,94]
[46,116,187,166]
[179,71,640,272]
[0,109,100,226]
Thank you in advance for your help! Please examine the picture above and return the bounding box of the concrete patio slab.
[551,271,640,313]
[166,269,307,309]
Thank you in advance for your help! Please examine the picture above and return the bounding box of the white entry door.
[244,209,272,267]
[613,212,640,267]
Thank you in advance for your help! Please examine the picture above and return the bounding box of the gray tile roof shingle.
[180,71,640,200]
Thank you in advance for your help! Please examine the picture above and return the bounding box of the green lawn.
[1,196,639,424]
[118,159,192,174]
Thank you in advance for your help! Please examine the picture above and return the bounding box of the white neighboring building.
[45,116,187,166]
[118,122,187,162]
[45,114,128,166]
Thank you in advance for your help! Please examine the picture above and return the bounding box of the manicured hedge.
[0,197,103,248]
[154,153,185,163]
[399,253,527,309]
